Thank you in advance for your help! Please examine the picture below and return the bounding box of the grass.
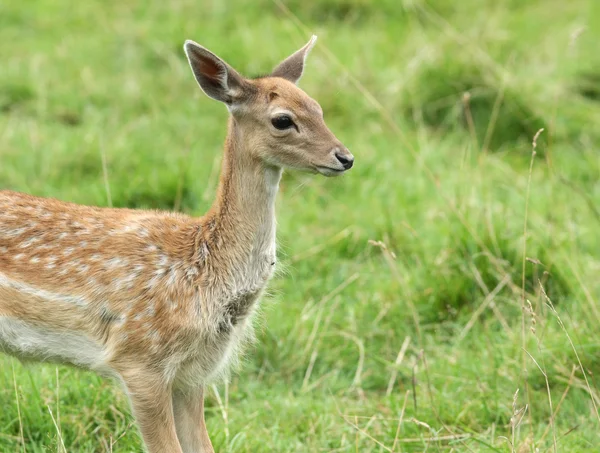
[1,0,600,451]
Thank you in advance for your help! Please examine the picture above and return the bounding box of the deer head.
[183,36,354,176]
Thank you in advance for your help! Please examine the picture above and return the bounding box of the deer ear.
[271,35,317,85]
[183,40,247,104]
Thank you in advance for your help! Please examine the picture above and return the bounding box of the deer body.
[0,36,353,453]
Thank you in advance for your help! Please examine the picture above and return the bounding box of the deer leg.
[119,368,184,453]
[172,386,215,453]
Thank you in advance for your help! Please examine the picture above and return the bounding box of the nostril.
[335,151,354,170]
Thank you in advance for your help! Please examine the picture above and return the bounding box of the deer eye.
[271,115,294,130]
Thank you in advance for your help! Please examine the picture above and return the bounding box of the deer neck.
[201,117,281,286]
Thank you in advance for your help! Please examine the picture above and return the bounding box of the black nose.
[335,151,354,170]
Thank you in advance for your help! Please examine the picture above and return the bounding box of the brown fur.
[0,36,353,453]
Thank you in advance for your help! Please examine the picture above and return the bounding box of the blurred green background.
[1,0,599,451]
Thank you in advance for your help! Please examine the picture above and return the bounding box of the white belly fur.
[0,317,110,374]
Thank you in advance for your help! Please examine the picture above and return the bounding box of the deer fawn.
[0,36,353,452]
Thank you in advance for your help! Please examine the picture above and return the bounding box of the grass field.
[1,0,600,451]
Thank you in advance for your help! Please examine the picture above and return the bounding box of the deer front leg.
[119,368,184,453]
[172,386,215,453]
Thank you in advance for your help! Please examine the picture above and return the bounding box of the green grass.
[1,0,600,451]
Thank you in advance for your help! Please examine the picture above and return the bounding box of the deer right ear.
[183,40,247,105]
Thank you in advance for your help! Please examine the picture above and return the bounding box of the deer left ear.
[271,35,317,85]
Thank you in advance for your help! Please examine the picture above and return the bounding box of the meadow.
[1,0,599,451]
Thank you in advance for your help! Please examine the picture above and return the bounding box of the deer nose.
[335,149,354,170]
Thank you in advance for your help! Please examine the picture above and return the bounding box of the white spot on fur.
[146,274,162,289]
[147,329,160,343]
[115,273,136,290]
[146,305,156,317]
[113,314,126,327]
[157,254,169,267]
[166,267,179,287]
[105,257,124,268]
[19,237,41,248]
[5,228,27,238]
[186,266,199,280]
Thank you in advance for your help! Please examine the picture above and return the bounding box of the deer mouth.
[315,166,346,177]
